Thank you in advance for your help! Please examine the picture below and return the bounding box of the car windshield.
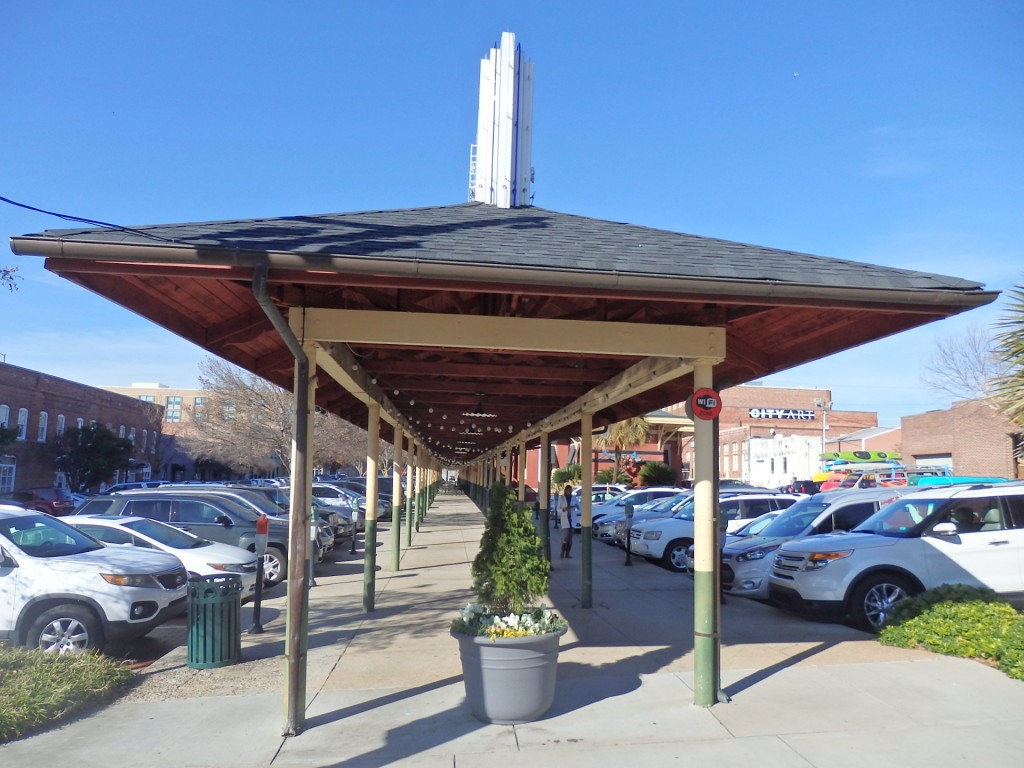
[854,497,944,536]
[0,514,104,557]
[759,499,831,538]
[733,511,779,537]
[122,518,211,549]
[672,499,697,521]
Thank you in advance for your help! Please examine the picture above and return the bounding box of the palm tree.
[594,417,650,485]
[994,282,1024,449]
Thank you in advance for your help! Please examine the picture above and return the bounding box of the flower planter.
[452,626,567,724]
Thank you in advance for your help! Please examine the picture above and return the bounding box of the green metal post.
[363,519,377,612]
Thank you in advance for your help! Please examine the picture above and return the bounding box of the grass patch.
[0,646,135,743]
[878,584,1024,679]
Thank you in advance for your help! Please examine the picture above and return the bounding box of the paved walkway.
[4,493,1024,767]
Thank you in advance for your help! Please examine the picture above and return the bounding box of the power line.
[0,194,175,243]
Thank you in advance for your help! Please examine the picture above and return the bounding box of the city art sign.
[748,408,816,420]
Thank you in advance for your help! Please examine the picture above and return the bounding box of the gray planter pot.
[452,626,568,724]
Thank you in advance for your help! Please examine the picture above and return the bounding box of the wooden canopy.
[11,202,997,465]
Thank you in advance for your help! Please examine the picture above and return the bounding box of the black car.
[74,492,294,586]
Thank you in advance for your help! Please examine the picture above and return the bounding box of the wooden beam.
[300,308,726,359]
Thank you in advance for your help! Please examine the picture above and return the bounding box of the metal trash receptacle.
[187,574,242,669]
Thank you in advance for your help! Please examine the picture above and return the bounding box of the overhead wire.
[0,194,176,243]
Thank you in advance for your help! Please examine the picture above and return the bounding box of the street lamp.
[813,397,832,459]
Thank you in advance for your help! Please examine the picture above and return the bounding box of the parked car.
[588,487,686,527]
[628,493,805,572]
[769,482,1024,631]
[0,505,188,653]
[1,487,77,516]
[102,481,169,494]
[720,486,918,600]
[67,515,259,599]
[322,478,393,521]
[128,484,344,548]
[73,492,293,586]
[683,510,783,572]
[593,491,692,544]
[601,484,784,546]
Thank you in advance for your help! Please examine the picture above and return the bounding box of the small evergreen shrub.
[551,464,581,488]
[879,584,1019,660]
[452,483,566,639]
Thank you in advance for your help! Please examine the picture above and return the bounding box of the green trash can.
[187,574,242,669]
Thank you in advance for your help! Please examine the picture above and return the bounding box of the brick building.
[901,398,1023,478]
[0,363,164,493]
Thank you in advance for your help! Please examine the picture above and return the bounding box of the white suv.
[769,482,1024,631]
[628,493,805,571]
[0,505,188,653]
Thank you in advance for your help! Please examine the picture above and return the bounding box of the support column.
[283,343,315,736]
[539,431,551,561]
[391,425,404,572]
[517,439,526,503]
[692,361,722,707]
[363,403,380,612]
[405,441,415,546]
[581,411,593,609]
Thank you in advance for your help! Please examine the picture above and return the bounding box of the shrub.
[453,483,565,639]
[879,584,1020,660]
[638,461,675,486]
[998,620,1024,681]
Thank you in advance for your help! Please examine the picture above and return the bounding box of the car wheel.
[27,605,104,654]
[849,573,914,632]
[661,539,693,572]
[262,547,288,586]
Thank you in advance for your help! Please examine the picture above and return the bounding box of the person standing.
[557,484,574,558]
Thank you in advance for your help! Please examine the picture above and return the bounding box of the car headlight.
[804,550,853,570]
[642,531,662,540]
[735,545,780,562]
[101,573,161,588]
[207,562,247,572]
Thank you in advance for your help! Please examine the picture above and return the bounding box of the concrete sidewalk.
[4,493,1024,767]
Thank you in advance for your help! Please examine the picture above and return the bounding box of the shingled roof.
[11,202,997,463]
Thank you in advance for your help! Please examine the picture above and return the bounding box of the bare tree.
[184,356,391,476]
[920,323,1007,402]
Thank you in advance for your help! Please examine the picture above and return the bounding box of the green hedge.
[878,584,1024,679]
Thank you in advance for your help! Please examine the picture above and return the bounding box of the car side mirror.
[214,515,233,527]
[0,546,18,568]
[931,521,958,537]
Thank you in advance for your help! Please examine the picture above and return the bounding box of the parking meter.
[624,502,634,566]
[248,513,269,635]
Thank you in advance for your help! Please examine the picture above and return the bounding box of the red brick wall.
[0,363,163,491]
[901,398,1020,478]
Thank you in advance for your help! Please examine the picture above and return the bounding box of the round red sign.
[690,388,722,420]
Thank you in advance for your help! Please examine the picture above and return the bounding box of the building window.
[151,431,159,453]
[139,395,155,403]
[56,414,66,437]
[76,417,85,429]
[129,427,136,446]
[0,457,14,494]
[119,425,126,439]
[0,404,8,428]
[166,396,182,423]
[37,412,49,442]
[193,396,205,421]
[731,442,739,472]
[17,409,28,440]
[141,429,147,450]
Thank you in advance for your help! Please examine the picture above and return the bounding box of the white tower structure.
[471,32,534,208]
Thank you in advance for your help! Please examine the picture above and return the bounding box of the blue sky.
[2,2,1021,426]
